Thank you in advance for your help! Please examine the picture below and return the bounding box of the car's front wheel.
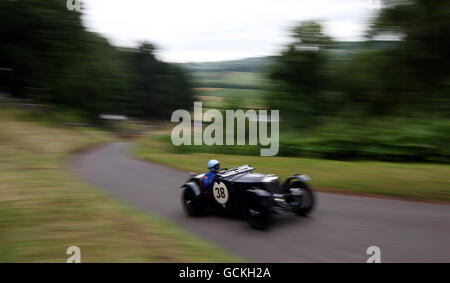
[182,187,205,216]
[289,182,315,216]
[243,198,272,230]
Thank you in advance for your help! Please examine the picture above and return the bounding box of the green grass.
[0,109,240,262]
[195,88,266,99]
[194,88,268,109]
[135,133,450,202]
[188,70,270,109]
[192,71,269,89]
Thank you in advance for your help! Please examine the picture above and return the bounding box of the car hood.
[227,172,267,183]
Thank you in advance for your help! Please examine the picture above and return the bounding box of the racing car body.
[181,165,315,229]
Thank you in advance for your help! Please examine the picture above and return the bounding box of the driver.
[203,159,220,192]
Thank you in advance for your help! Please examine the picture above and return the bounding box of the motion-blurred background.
[0,0,449,262]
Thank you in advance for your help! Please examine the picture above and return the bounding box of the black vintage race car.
[181,165,315,229]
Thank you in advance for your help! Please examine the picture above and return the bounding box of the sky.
[82,0,381,63]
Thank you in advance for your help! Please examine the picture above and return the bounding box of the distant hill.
[177,56,277,73]
[178,41,398,75]
[179,40,399,91]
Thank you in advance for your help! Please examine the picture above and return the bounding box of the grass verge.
[135,133,450,203]
[0,109,240,262]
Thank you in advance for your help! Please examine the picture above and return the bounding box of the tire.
[243,198,272,230]
[290,182,315,216]
[182,187,204,216]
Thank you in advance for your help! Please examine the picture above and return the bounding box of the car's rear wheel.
[290,182,315,216]
[182,187,204,216]
[243,198,272,230]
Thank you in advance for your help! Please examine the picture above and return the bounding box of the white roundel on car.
[213,182,229,205]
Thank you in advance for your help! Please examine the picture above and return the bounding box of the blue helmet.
[208,159,220,171]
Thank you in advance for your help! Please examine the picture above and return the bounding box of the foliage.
[267,21,334,127]
[262,2,449,162]
[0,0,193,119]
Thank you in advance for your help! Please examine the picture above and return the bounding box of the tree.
[120,43,194,119]
[0,1,193,120]
[267,21,333,128]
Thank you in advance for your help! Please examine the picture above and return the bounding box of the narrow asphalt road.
[70,143,450,262]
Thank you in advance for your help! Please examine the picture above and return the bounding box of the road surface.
[70,143,450,262]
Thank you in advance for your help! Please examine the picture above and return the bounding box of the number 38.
[212,182,229,205]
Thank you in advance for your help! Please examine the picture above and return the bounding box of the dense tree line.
[265,0,449,162]
[0,0,193,119]
[267,0,450,128]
